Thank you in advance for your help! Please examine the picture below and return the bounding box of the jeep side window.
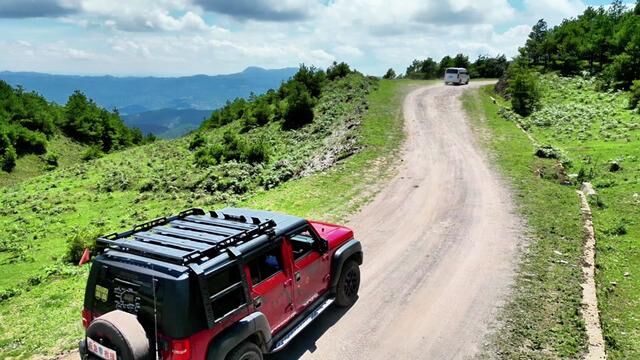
[247,246,284,285]
[290,228,317,260]
[206,265,247,321]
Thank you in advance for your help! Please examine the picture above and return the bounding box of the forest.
[521,0,640,89]
[398,53,508,80]
[0,81,151,173]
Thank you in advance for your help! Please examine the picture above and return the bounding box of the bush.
[326,61,352,80]
[64,230,98,264]
[383,68,397,79]
[283,83,315,129]
[244,138,270,164]
[1,145,17,172]
[629,80,640,110]
[509,68,541,116]
[82,146,104,161]
[43,152,58,170]
[194,131,270,167]
[189,132,206,151]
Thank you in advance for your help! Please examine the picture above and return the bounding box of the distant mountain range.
[123,108,212,139]
[0,66,297,133]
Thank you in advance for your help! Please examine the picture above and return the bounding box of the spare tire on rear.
[86,310,150,360]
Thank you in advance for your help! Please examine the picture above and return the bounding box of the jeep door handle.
[254,296,262,308]
[295,272,301,282]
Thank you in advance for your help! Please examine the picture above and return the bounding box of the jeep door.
[286,226,331,311]
[245,241,295,333]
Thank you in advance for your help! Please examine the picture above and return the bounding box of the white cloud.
[0,0,598,76]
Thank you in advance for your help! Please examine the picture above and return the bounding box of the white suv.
[444,68,470,85]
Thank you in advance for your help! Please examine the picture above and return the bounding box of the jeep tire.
[336,260,360,307]
[225,341,263,360]
[86,310,150,360]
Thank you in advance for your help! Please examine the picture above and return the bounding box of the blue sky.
[0,0,625,77]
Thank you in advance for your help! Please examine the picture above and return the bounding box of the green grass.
[467,74,640,359]
[0,136,86,188]
[463,86,587,359]
[0,78,414,359]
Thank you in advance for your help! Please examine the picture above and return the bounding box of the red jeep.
[79,208,363,360]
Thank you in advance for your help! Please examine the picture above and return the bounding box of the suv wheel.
[336,260,360,307]
[86,310,149,360]
[226,342,263,360]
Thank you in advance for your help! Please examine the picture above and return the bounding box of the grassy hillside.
[0,76,412,358]
[0,136,87,187]
[466,74,640,358]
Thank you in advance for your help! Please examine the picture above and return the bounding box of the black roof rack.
[97,208,277,266]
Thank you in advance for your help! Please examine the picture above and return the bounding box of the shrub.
[244,138,270,164]
[82,146,104,161]
[326,61,352,80]
[283,83,315,129]
[189,132,206,151]
[383,68,397,79]
[509,68,541,116]
[1,145,17,172]
[629,80,640,110]
[64,230,98,264]
[194,131,270,167]
[43,152,58,170]
[293,64,326,98]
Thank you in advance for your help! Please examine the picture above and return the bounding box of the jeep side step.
[270,297,335,352]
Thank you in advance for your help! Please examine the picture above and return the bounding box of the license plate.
[87,337,117,360]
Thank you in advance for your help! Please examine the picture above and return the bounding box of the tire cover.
[86,310,150,360]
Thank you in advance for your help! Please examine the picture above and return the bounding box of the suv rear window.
[446,69,459,74]
[207,265,247,321]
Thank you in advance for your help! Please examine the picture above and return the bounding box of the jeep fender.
[206,312,271,360]
[330,239,363,290]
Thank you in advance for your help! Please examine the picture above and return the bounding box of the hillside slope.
[467,74,640,359]
[0,73,408,358]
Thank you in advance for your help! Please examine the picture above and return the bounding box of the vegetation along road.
[269,81,523,359]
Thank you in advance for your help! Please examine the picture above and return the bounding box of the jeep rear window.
[446,69,458,74]
[207,265,247,321]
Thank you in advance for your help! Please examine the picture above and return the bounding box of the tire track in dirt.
[269,82,523,360]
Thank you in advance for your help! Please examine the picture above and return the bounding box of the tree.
[283,82,314,129]
[438,56,455,76]
[405,58,438,79]
[524,19,549,66]
[509,67,541,116]
[326,61,352,80]
[453,53,471,69]
[383,68,397,79]
[472,55,508,78]
[292,64,326,98]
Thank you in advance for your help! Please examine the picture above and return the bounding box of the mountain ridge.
[0,67,297,113]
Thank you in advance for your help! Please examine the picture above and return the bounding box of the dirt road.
[59,83,521,360]
[270,83,522,360]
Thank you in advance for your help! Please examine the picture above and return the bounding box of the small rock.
[624,272,630,277]
[554,250,563,256]
[581,182,597,196]
[609,161,621,172]
[610,281,617,286]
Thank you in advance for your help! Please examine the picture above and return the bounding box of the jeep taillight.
[170,339,191,360]
[82,308,93,329]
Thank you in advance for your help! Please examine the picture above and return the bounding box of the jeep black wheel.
[226,342,263,360]
[336,260,360,307]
